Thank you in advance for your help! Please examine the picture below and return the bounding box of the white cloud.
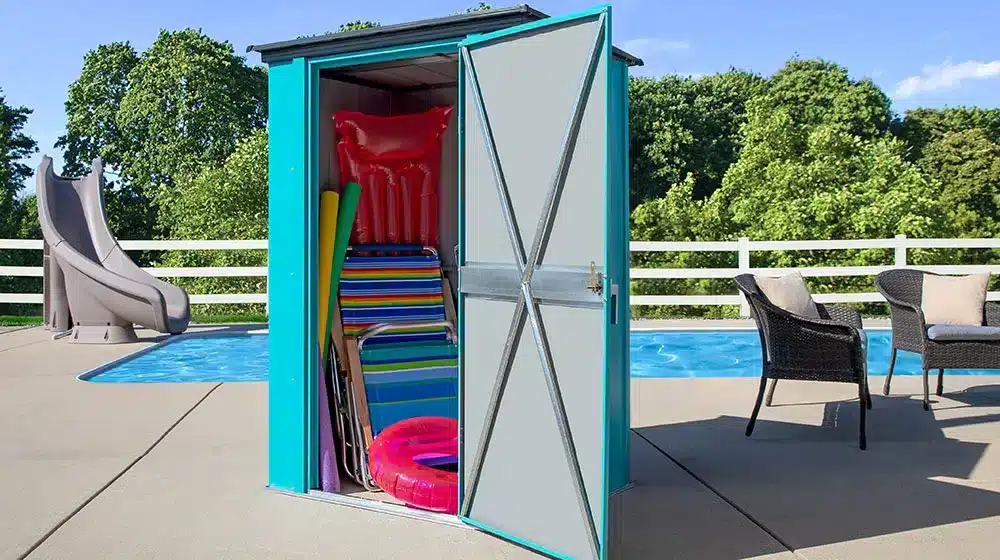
[894,59,1000,99]
[621,37,690,58]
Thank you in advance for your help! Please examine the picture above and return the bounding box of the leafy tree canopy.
[916,128,1000,238]
[694,58,933,242]
[117,28,267,227]
[55,42,139,177]
[160,128,268,314]
[54,42,156,240]
[628,69,764,206]
[630,58,947,318]
[0,88,37,237]
[895,106,1000,161]
[463,2,494,12]
[0,89,38,310]
[169,128,268,242]
[337,20,381,32]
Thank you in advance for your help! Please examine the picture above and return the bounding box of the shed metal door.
[457,6,615,559]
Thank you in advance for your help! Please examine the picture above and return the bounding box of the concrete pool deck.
[3,321,1000,559]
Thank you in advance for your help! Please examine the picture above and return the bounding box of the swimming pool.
[630,329,1000,378]
[82,329,1000,383]
[82,334,268,383]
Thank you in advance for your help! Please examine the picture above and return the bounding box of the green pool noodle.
[322,181,361,353]
[331,181,361,289]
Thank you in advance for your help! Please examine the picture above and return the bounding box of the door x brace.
[458,13,606,560]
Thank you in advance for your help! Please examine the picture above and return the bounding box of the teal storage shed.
[250,5,639,559]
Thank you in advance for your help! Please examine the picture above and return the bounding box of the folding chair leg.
[345,337,374,450]
[765,378,778,407]
[858,381,868,450]
[936,368,945,396]
[746,377,768,437]
[883,348,897,396]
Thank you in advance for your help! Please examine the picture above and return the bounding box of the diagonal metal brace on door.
[459,13,607,560]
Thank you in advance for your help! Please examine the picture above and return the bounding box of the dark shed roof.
[248,4,642,66]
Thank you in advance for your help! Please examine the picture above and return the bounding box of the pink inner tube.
[368,416,458,514]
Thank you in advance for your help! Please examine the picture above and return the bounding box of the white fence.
[3,236,999,315]
[0,239,268,305]
[631,234,1000,316]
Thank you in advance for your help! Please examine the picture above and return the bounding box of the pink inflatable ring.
[368,416,458,514]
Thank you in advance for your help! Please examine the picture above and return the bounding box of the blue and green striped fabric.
[340,251,450,345]
[340,247,458,435]
[361,341,458,436]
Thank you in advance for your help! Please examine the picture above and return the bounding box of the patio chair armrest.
[878,288,926,326]
[883,300,928,351]
[817,304,862,329]
[764,311,865,374]
[986,302,1000,327]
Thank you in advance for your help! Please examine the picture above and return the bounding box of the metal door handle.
[609,282,619,325]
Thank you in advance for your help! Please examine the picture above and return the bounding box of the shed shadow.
[619,433,791,559]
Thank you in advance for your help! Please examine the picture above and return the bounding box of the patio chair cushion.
[926,324,1000,342]
[921,272,990,326]
[754,272,820,319]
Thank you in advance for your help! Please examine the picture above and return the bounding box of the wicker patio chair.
[735,274,872,449]
[875,269,1000,411]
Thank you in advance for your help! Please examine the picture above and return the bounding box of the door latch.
[587,261,604,296]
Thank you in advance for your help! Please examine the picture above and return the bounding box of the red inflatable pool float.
[333,106,453,247]
[367,416,458,514]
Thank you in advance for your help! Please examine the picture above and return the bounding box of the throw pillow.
[921,272,990,326]
[754,272,820,319]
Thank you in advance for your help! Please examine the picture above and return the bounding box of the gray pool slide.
[36,156,191,343]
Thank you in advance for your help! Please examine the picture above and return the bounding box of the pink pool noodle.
[318,344,341,493]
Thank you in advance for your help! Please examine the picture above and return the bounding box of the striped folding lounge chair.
[338,245,458,455]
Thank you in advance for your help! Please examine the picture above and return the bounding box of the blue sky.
[2,0,998,192]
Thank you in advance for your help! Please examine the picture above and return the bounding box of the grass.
[0,314,267,327]
[0,315,43,327]
[192,313,267,325]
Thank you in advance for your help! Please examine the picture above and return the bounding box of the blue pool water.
[84,334,268,383]
[630,329,1000,378]
[84,330,1000,383]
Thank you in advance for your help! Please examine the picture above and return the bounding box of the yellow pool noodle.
[318,191,340,360]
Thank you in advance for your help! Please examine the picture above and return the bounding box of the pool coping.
[76,328,269,383]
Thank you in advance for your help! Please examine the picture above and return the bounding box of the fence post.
[738,236,751,317]
[894,234,907,267]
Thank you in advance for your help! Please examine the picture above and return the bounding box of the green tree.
[54,42,157,242]
[895,106,1000,161]
[159,128,268,315]
[337,20,381,32]
[628,69,764,208]
[464,2,495,12]
[0,88,36,237]
[17,193,39,239]
[117,29,268,232]
[628,75,696,206]
[55,42,139,177]
[0,89,39,313]
[1,89,36,223]
[916,128,1000,238]
[0,89,38,238]
[711,59,899,234]
[630,59,941,318]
